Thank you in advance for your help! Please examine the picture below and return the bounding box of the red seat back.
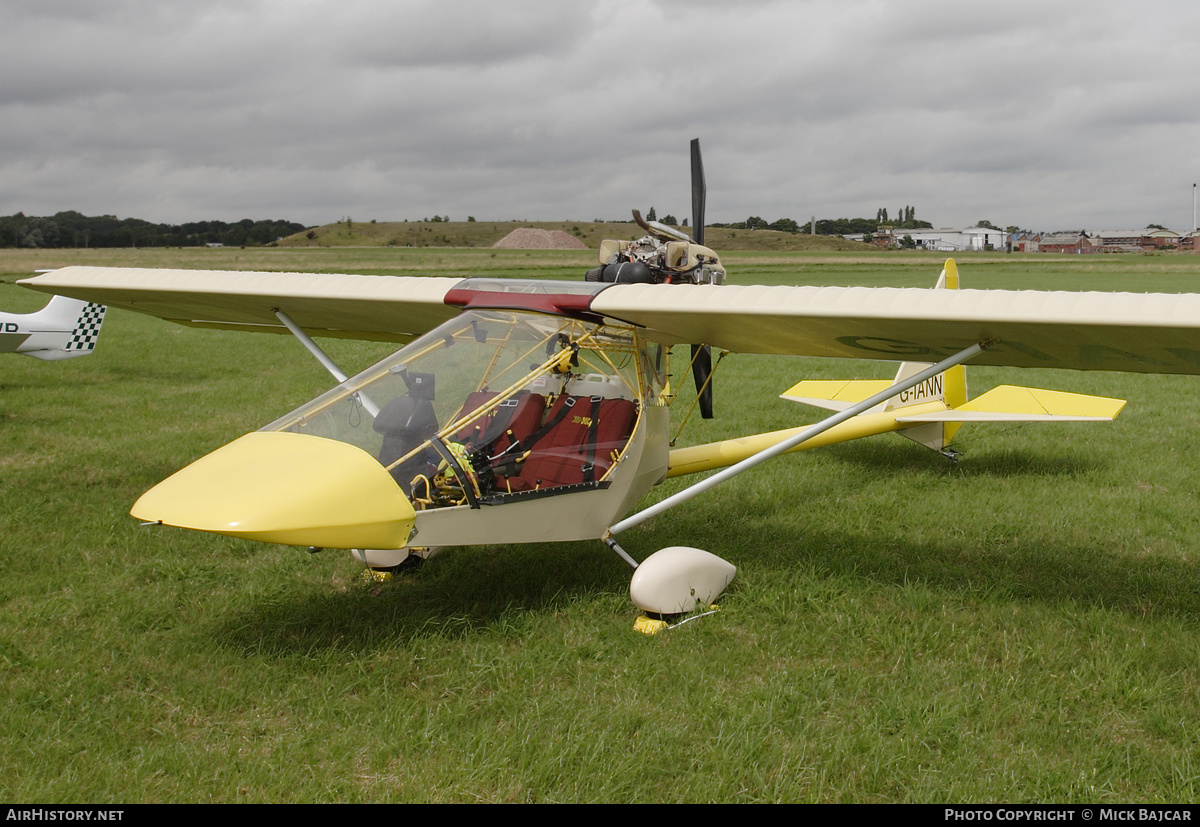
[506,395,637,492]
[452,391,546,457]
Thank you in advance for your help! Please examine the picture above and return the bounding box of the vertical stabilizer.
[1,295,107,361]
[937,259,967,443]
[893,260,965,452]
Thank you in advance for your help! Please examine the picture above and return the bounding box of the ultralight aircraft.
[20,142,1200,625]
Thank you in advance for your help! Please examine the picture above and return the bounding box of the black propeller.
[691,138,706,247]
[689,138,715,419]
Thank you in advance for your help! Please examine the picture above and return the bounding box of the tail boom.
[666,401,948,478]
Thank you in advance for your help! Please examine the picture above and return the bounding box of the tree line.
[645,205,934,235]
[0,211,308,248]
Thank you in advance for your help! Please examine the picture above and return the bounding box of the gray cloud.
[3,0,1199,232]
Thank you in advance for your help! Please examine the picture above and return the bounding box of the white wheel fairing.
[629,546,736,615]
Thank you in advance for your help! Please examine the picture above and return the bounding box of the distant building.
[1013,232,1041,253]
[1038,232,1092,254]
[1090,231,1144,253]
[1141,229,1181,249]
[868,227,1008,252]
[845,226,1192,254]
[1026,229,1190,254]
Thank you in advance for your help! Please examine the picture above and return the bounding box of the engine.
[585,231,726,286]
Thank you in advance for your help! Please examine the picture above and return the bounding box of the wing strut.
[604,341,989,554]
[274,309,380,417]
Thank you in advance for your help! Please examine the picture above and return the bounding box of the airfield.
[2,246,1200,802]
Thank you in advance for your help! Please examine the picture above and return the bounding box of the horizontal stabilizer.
[896,385,1125,423]
[781,379,896,411]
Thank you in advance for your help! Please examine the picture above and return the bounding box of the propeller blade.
[691,343,714,419]
[690,138,706,246]
[690,140,712,417]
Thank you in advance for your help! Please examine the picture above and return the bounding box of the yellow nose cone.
[132,431,416,549]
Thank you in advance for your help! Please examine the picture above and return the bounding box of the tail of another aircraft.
[0,294,108,361]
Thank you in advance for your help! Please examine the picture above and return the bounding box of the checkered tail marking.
[66,303,106,351]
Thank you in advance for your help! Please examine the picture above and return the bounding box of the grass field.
[3,248,1200,802]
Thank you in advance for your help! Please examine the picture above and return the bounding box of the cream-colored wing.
[592,283,1200,374]
[25,267,1200,376]
[19,266,462,343]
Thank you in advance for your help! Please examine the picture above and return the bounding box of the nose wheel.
[352,546,443,577]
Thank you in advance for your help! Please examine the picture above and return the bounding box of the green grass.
[3,249,1200,802]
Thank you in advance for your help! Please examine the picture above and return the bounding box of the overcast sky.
[4,0,1198,232]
